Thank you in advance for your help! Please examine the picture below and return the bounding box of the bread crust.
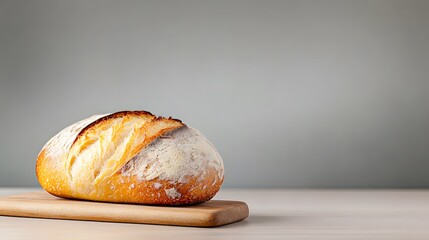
[36,111,224,205]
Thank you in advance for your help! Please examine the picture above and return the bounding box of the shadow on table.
[222,214,287,229]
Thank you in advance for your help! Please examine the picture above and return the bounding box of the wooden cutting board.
[0,191,249,227]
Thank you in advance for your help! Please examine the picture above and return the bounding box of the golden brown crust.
[36,111,223,205]
[50,168,223,205]
[72,111,160,146]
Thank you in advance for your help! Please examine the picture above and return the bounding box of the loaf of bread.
[36,111,224,205]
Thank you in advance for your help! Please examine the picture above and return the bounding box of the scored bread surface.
[36,111,224,205]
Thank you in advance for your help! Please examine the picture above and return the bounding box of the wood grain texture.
[0,191,248,227]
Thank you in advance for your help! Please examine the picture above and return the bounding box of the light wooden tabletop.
[1,188,429,239]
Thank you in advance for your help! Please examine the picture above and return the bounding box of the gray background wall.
[1,0,429,188]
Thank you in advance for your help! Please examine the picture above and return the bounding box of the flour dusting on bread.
[165,187,181,199]
[121,126,224,184]
[42,114,108,159]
